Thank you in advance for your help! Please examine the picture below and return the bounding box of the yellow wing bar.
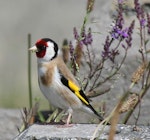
[68,80,89,105]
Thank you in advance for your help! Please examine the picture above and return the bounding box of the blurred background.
[0,0,115,109]
[1,0,150,121]
[0,0,87,108]
[1,1,150,139]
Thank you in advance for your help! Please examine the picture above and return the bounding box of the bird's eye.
[41,46,46,50]
[38,46,46,51]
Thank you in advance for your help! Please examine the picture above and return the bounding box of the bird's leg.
[63,108,74,127]
[57,112,73,128]
[57,109,73,128]
[66,112,72,126]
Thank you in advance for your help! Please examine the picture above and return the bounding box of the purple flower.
[81,27,93,45]
[111,26,120,39]
[118,0,126,4]
[110,3,125,40]
[147,13,150,34]
[69,41,74,57]
[102,36,111,59]
[81,27,92,45]
[120,28,129,38]
[86,27,93,45]
[116,4,124,30]
[73,27,93,46]
[111,26,128,39]
[134,0,142,19]
[140,19,146,27]
[81,27,88,45]
[134,0,146,27]
[122,44,126,49]
[81,27,86,39]
[73,27,79,40]
[102,36,120,62]
[118,0,123,4]
[125,20,135,48]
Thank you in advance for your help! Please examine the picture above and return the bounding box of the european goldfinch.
[29,38,104,126]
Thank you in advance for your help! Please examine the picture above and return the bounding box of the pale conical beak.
[29,46,38,52]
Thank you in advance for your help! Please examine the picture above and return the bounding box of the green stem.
[28,33,32,108]
[80,8,91,36]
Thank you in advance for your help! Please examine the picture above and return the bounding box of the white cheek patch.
[43,41,55,61]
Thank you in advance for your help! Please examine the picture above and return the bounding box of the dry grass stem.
[86,87,111,98]
[108,99,124,140]
[119,93,139,113]
[131,62,147,83]
[62,39,69,63]
[75,43,83,67]
[20,102,39,132]
[87,0,95,13]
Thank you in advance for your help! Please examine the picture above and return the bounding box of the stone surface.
[0,0,150,126]
[0,109,150,140]
[14,124,150,140]
[0,109,22,140]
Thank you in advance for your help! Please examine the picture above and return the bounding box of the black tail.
[88,104,104,121]
[88,104,110,125]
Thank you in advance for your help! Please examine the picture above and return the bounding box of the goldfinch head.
[29,38,58,61]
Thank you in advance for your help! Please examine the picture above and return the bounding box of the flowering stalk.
[147,13,150,35]
[87,0,95,13]
[71,27,93,66]
[134,0,146,28]
[110,3,124,40]
[67,0,150,126]
[62,39,69,63]
[125,20,135,49]
[134,0,146,62]
[69,41,77,75]
[102,1,135,62]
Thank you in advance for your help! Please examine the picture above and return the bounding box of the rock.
[14,124,150,140]
[0,109,150,140]
[0,109,22,140]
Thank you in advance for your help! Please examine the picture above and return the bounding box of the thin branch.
[95,48,128,88]
[28,33,32,108]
